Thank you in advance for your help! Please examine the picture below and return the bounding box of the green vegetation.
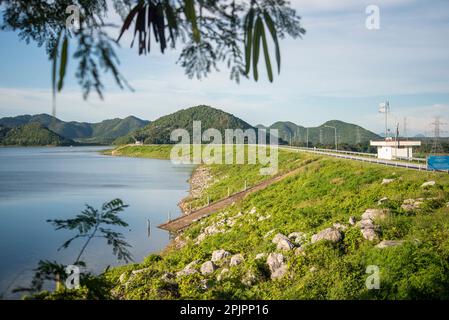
[257,120,380,147]
[40,144,449,300]
[0,114,149,145]
[0,122,75,146]
[114,105,254,145]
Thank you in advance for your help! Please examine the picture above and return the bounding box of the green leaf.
[252,16,263,81]
[57,35,68,92]
[244,8,255,75]
[51,32,61,98]
[263,10,280,73]
[117,1,143,41]
[260,21,273,82]
[184,0,200,42]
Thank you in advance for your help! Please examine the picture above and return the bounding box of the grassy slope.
[103,145,449,300]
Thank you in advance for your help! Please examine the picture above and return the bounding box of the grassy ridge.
[101,146,449,300]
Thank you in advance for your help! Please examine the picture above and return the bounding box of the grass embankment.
[107,145,313,211]
[98,145,449,300]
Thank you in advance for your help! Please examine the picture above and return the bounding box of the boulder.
[211,249,231,262]
[361,208,389,221]
[376,240,404,248]
[382,178,395,185]
[288,232,306,245]
[266,253,287,280]
[272,233,289,244]
[361,228,378,241]
[333,223,348,231]
[311,228,342,244]
[200,261,217,275]
[401,198,423,211]
[357,219,375,230]
[421,181,436,188]
[276,238,295,251]
[230,254,244,266]
[176,260,200,277]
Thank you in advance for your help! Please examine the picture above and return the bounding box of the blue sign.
[428,156,449,170]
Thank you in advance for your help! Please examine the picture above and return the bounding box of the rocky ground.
[179,165,214,214]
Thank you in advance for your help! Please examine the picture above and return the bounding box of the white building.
[370,139,421,160]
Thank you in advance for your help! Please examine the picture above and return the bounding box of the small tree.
[14,199,132,295]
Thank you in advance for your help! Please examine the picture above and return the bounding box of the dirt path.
[158,165,307,232]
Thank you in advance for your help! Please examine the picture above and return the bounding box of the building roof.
[370,140,421,147]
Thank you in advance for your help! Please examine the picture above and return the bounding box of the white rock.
[357,219,375,230]
[361,228,378,241]
[361,208,389,221]
[266,253,287,280]
[421,181,436,188]
[176,260,200,277]
[376,240,404,248]
[211,249,231,262]
[311,228,342,243]
[272,233,290,245]
[200,261,217,275]
[276,238,295,251]
[348,216,356,225]
[230,254,244,266]
[382,178,395,185]
[249,207,257,214]
[377,197,388,205]
[288,232,306,244]
[333,223,348,231]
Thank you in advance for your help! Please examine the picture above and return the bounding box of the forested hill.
[114,105,255,145]
[0,114,149,144]
[0,122,75,146]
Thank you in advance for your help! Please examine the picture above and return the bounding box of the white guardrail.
[279,146,442,172]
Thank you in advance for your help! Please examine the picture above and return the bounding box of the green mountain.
[114,105,254,145]
[0,122,75,146]
[0,114,149,144]
[258,120,380,146]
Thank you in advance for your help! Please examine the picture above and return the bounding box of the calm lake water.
[0,146,193,298]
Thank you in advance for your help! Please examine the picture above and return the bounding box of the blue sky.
[1,0,449,135]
